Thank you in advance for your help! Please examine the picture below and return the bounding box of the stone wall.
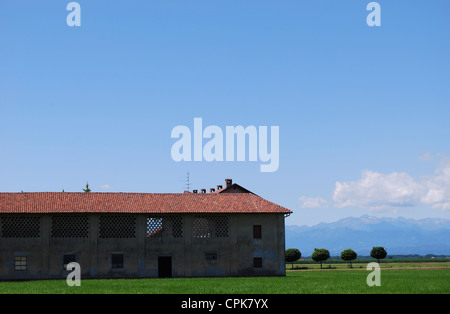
[0,213,286,280]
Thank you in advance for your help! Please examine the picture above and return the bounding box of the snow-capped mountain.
[285,215,450,256]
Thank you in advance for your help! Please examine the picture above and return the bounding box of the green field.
[0,263,449,294]
[286,259,450,271]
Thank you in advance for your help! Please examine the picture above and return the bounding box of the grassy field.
[0,262,449,294]
[286,259,450,271]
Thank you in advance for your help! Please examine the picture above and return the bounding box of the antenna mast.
[186,172,191,192]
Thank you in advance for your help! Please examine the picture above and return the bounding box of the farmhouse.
[0,179,291,280]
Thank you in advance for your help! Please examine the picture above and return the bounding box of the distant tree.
[83,182,91,193]
[341,249,357,268]
[311,248,330,269]
[285,248,301,269]
[370,247,387,263]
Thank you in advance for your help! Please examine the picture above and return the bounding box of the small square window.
[253,225,262,239]
[253,257,262,268]
[63,254,76,269]
[112,254,124,269]
[205,253,217,261]
[14,256,27,271]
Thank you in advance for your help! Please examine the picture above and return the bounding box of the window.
[63,254,76,269]
[253,225,262,239]
[2,216,40,238]
[52,215,89,238]
[111,254,124,269]
[205,253,217,261]
[147,216,183,238]
[193,215,229,238]
[99,215,136,238]
[253,257,262,268]
[14,256,27,271]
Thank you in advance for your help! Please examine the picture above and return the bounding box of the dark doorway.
[158,256,172,278]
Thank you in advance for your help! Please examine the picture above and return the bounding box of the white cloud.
[299,196,327,208]
[332,170,424,210]
[317,155,450,212]
[99,184,113,191]
[420,157,450,211]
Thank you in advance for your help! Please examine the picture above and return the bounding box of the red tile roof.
[0,192,292,214]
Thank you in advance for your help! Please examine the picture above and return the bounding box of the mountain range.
[285,215,450,256]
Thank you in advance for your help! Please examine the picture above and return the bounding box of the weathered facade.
[0,179,291,280]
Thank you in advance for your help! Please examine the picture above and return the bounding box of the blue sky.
[1,1,449,225]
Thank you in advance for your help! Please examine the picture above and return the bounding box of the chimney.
[225,178,232,188]
[210,188,215,193]
[201,189,206,193]
[217,185,223,190]
[193,189,198,194]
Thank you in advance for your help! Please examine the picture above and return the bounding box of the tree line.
[285,247,388,269]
